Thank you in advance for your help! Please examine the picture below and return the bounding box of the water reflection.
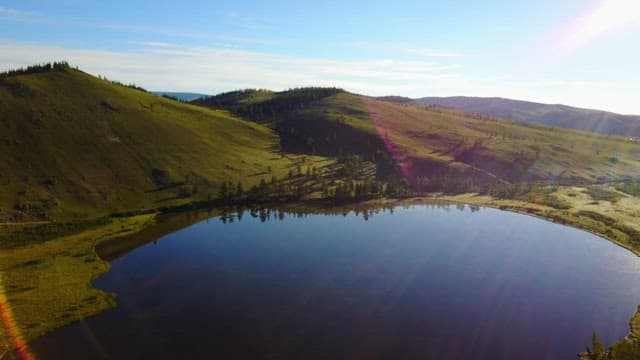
[28,202,640,360]
[216,201,481,225]
[98,201,482,263]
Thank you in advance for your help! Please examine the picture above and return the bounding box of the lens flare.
[560,0,640,53]
[0,274,35,360]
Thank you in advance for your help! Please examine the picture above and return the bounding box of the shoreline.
[437,195,640,257]
[2,193,640,358]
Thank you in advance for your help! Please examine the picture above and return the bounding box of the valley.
[2,64,640,358]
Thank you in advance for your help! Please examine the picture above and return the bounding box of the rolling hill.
[0,64,324,223]
[416,96,640,137]
[194,88,398,176]
[200,91,640,192]
[2,63,640,224]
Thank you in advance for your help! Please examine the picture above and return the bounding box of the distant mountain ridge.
[415,96,640,137]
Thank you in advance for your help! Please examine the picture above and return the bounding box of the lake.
[26,203,640,359]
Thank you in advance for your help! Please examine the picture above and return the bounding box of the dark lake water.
[27,203,640,359]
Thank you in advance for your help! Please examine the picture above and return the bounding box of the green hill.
[365,98,640,187]
[0,65,317,223]
[195,88,398,178]
[199,90,640,193]
[3,64,640,226]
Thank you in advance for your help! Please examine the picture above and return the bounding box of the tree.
[258,178,268,199]
[218,182,229,201]
[235,182,244,200]
[582,333,606,360]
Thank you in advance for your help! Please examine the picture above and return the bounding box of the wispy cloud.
[100,23,290,47]
[0,40,638,114]
[350,42,466,58]
[405,48,465,58]
[0,7,290,48]
[0,40,465,95]
[0,6,45,23]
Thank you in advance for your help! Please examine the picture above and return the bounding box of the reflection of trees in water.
[217,201,482,224]
[102,201,484,261]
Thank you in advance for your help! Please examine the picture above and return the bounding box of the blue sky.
[1,0,639,113]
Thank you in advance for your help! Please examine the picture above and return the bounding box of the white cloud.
[0,40,464,94]
[0,40,638,114]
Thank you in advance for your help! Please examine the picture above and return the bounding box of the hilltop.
[416,96,640,137]
[0,64,329,224]
[0,67,410,227]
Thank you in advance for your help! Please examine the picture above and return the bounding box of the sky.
[1,0,639,114]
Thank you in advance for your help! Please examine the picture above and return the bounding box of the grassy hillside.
[416,96,640,137]
[365,98,640,190]
[0,65,321,223]
[3,66,638,222]
[199,90,640,190]
[196,88,400,180]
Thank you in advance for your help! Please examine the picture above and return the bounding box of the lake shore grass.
[2,188,640,357]
[0,214,155,358]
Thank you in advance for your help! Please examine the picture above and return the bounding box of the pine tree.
[235,182,244,200]
[583,333,606,360]
[218,182,228,201]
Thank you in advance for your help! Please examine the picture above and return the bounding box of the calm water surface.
[28,204,640,359]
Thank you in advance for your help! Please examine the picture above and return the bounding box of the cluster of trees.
[96,75,147,92]
[198,87,344,122]
[418,171,488,195]
[0,61,70,80]
[208,170,413,207]
[213,177,316,205]
[196,86,398,184]
[194,89,270,109]
[216,181,244,202]
[384,179,414,197]
[328,179,379,200]
[325,178,412,200]
[161,94,187,103]
[341,154,363,177]
[580,332,640,360]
